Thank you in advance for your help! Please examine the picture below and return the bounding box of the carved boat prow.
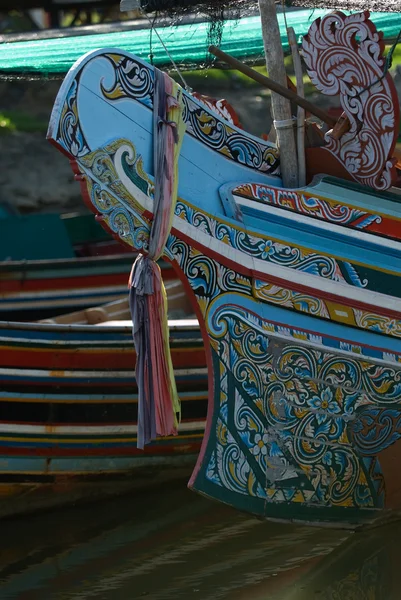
[302,10,400,191]
[48,11,401,529]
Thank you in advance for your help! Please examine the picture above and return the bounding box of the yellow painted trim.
[325,301,357,326]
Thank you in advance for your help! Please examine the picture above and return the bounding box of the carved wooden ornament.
[302,11,400,191]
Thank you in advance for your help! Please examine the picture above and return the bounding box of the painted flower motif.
[322,451,333,466]
[251,433,269,456]
[308,387,341,423]
[259,239,275,259]
[384,319,398,334]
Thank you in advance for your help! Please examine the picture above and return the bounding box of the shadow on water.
[0,479,399,599]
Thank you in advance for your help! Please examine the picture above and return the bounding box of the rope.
[281,0,289,34]
[149,12,158,65]
[274,117,296,129]
[141,9,191,91]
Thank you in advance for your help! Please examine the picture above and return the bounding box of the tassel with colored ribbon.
[129,68,185,449]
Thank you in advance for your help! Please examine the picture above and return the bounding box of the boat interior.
[39,278,196,327]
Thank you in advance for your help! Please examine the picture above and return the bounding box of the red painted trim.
[170,271,216,488]
[0,347,206,371]
[1,272,128,294]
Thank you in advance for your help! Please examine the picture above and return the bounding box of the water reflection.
[0,480,399,599]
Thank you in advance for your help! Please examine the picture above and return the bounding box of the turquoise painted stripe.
[316,179,401,219]
[0,11,399,74]
[241,208,401,274]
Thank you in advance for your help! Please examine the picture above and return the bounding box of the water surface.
[0,479,399,599]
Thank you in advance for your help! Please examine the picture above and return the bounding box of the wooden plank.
[40,278,192,325]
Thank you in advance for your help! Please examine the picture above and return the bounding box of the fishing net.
[136,0,259,51]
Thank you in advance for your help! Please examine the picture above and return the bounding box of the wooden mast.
[258,0,298,188]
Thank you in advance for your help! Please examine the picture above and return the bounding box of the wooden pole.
[208,46,337,128]
[257,0,297,187]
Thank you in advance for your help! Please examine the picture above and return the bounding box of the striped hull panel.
[0,320,206,505]
[0,254,176,319]
[0,422,204,466]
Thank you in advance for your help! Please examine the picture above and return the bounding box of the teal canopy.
[0,10,400,77]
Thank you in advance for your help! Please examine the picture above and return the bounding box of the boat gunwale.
[0,319,200,333]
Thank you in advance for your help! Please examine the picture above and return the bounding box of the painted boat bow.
[48,39,401,528]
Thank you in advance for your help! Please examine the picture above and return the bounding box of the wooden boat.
[0,252,177,321]
[48,8,401,528]
[0,280,206,518]
[0,209,177,320]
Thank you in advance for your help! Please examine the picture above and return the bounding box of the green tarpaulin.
[0,10,400,77]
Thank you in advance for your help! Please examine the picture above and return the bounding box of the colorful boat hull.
[48,39,401,528]
[0,253,176,320]
[0,319,206,517]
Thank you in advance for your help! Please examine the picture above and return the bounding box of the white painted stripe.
[0,367,208,379]
[0,420,206,435]
[0,319,200,344]
[334,310,350,318]
[234,196,401,253]
[96,318,198,327]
